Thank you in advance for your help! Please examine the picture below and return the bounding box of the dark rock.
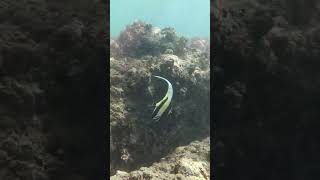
[16,138,34,161]
[224,81,246,109]
[0,149,9,165]
[0,78,43,117]
[272,16,289,28]
[249,8,274,40]
[2,137,18,157]
[2,44,37,76]
[31,171,49,180]
[0,116,17,129]
[50,18,84,51]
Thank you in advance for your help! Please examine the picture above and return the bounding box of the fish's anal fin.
[152,115,161,122]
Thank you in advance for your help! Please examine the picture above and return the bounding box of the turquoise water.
[110,0,210,38]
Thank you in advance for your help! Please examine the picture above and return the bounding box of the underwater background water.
[110,0,210,38]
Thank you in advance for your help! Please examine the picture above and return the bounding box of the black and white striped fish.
[151,75,173,121]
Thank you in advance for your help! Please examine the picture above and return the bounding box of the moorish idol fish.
[151,75,173,121]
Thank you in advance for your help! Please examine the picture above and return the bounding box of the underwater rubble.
[110,22,210,177]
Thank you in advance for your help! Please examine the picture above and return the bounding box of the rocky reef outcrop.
[110,22,210,177]
[111,137,210,180]
[111,21,205,59]
[213,0,320,179]
[0,0,107,179]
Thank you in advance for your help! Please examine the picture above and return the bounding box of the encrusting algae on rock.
[111,138,210,180]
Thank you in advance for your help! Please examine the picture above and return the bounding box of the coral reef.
[111,137,210,180]
[113,21,207,58]
[110,25,210,177]
[0,0,107,179]
[213,0,320,179]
